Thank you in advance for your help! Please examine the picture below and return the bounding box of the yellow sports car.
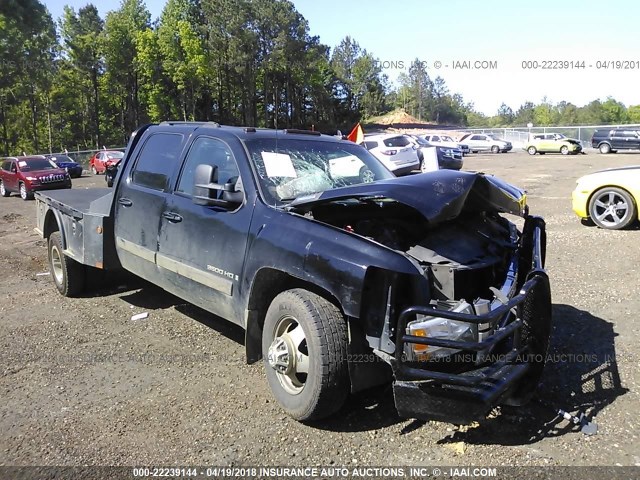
[572,166,640,229]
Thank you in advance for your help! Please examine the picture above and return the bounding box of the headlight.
[406,301,477,360]
[437,147,454,157]
[25,176,37,181]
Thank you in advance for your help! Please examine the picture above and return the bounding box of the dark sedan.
[44,154,83,178]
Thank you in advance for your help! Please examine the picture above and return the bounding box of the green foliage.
[1,0,639,154]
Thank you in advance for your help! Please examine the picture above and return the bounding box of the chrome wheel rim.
[20,184,27,199]
[561,146,568,155]
[528,147,536,155]
[50,244,64,285]
[0,182,5,195]
[593,191,630,227]
[267,315,309,395]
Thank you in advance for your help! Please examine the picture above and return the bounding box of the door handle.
[118,198,133,207]
[162,212,183,223]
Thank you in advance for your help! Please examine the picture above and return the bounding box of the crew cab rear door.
[113,131,186,282]
[156,134,252,323]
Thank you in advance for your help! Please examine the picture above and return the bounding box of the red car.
[0,156,71,200]
[89,150,124,175]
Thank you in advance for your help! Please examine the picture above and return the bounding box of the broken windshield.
[243,138,394,204]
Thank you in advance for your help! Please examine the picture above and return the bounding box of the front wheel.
[0,180,10,197]
[588,187,637,230]
[491,145,500,154]
[19,182,33,201]
[91,165,98,175]
[527,146,537,155]
[262,289,349,421]
[48,232,86,297]
[560,145,569,155]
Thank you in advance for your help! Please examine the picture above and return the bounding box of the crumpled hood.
[287,170,527,224]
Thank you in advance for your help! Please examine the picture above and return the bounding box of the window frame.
[174,135,242,200]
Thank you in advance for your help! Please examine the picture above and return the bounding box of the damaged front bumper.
[390,218,550,424]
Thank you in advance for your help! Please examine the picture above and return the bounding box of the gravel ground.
[0,150,639,468]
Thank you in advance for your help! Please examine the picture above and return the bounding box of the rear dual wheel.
[48,232,85,297]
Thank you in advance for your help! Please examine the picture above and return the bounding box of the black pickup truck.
[35,121,551,423]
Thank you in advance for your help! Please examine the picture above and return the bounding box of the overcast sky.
[44,0,640,115]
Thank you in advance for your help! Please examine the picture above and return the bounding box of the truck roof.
[154,121,348,143]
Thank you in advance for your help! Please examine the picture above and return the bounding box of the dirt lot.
[1,149,639,468]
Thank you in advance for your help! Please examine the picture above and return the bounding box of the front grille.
[39,174,66,184]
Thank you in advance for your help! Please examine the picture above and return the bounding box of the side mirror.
[193,164,242,209]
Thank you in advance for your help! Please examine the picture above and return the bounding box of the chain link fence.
[462,124,640,149]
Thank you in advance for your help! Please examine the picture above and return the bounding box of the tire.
[0,180,10,197]
[560,145,569,155]
[19,182,33,201]
[539,152,546,155]
[505,274,552,406]
[599,143,611,154]
[48,232,85,297]
[359,166,375,183]
[588,186,637,230]
[262,289,349,421]
[491,145,500,154]
[91,165,98,175]
[527,146,537,155]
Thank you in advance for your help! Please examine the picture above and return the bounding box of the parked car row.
[359,133,466,176]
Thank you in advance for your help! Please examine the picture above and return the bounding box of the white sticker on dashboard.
[261,152,297,178]
[18,161,27,167]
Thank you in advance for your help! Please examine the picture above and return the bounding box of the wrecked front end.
[291,170,551,424]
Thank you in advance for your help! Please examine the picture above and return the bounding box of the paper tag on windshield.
[18,161,27,167]
[261,152,297,178]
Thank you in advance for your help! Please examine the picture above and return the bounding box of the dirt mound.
[370,110,423,125]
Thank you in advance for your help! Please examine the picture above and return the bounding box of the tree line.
[1,0,639,156]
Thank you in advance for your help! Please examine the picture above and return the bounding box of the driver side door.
[156,136,253,323]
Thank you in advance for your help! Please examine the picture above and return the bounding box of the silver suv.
[360,134,420,175]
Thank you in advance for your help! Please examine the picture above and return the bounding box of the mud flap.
[393,363,530,424]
